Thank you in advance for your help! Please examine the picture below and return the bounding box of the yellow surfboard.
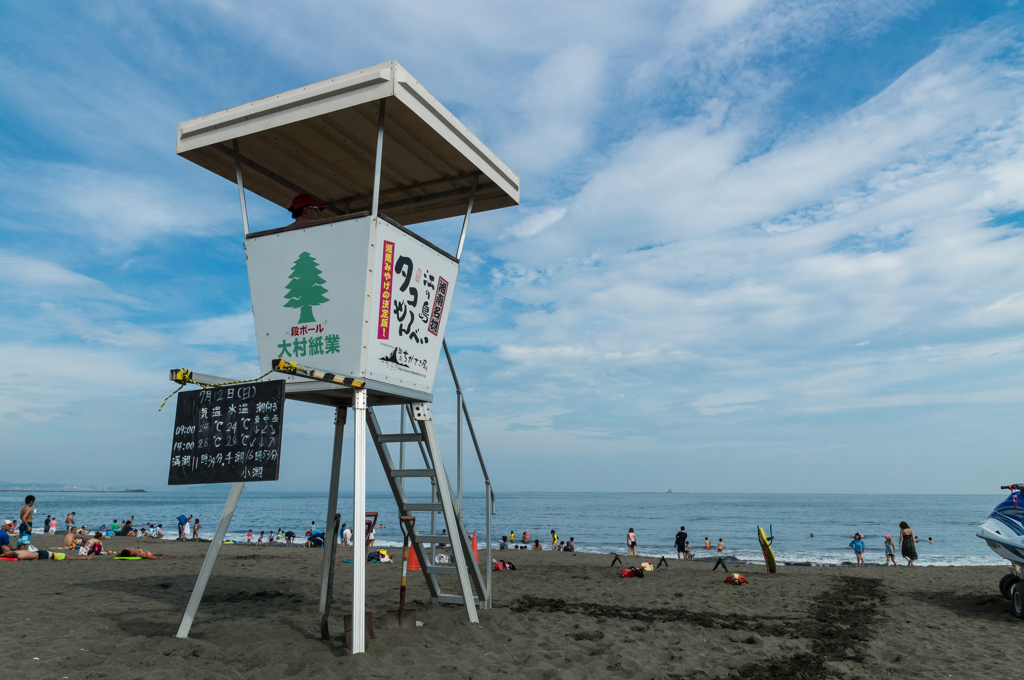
[758,526,777,574]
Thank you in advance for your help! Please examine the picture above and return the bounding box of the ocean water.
[0,490,1008,567]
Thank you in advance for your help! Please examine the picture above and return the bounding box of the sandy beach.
[0,536,1018,679]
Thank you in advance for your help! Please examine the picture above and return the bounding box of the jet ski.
[977,484,1024,617]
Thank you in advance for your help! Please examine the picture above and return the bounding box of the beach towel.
[0,557,17,561]
[621,566,645,578]
[114,557,142,560]
[723,573,749,585]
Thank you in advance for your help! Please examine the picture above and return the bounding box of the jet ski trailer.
[977,484,1024,617]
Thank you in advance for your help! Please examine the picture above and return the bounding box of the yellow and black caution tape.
[157,367,274,412]
[271,358,365,388]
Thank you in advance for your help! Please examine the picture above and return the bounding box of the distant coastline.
[0,489,147,493]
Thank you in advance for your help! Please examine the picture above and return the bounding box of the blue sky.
[2,1,1024,494]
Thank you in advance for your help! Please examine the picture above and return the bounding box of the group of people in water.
[498,529,575,552]
[848,521,926,566]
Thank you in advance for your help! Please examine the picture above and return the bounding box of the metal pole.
[233,139,250,237]
[176,481,244,638]
[443,339,495,512]
[399,406,406,494]
[371,99,387,218]
[457,391,463,519]
[351,388,368,653]
[485,480,492,609]
[319,406,347,638]
[455,174,478,261]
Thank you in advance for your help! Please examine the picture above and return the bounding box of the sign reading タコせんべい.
[168,380,285,485]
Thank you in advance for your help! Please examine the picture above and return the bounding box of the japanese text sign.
[168,380,285,485]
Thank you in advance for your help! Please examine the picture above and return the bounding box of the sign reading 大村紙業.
[244,214,459,396]
[168,380,285,485]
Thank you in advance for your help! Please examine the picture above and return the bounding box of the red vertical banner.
[377,241,395,339]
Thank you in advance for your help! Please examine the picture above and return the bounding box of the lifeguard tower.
[170,61,518,653]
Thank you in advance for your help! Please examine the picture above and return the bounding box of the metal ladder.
[366,401,489,622]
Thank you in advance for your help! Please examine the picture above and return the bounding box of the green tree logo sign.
[284,251,329,323]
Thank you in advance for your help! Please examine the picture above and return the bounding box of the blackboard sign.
[168,380,286,485]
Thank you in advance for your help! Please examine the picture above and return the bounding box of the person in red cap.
[289,193,326,224]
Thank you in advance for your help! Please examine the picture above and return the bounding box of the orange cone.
[472,531,480,564]
[407,545,420,571]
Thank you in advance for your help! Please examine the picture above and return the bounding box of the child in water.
[883,534,896,566]
[848,533,866,566]
[704,537,711,550]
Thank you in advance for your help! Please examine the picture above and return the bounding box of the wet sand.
[1,536,1018,679]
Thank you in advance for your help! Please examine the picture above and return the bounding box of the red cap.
[290,193,326,210]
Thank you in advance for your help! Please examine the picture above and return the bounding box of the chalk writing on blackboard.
[168,380,285,485]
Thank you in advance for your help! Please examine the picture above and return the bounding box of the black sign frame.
[168,380,285,485]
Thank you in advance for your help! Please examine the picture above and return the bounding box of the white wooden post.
[176,481,244,638]
[351,388,368,653]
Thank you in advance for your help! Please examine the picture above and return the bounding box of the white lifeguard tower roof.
[175,60,519,226]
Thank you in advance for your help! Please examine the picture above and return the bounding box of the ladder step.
[403,503,444,512]
[436,593,480,605]
[390,469,436,478]
[377,433,425,443]
[413,534,449,543]
[424,565,459,575]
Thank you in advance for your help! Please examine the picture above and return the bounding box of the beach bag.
[493,560,505,571]
[621,567,645,579]
[724,573,749,585]
[641,562,654,571]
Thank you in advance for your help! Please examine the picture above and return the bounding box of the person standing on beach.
[246,530,253,545]
[257,530,265,545]
[192,518,200,541]
[65,512,75,533]
[627,528,638,556]
[848,533,866,566]
[48,517,56,535]
[342,524,352,547]
[522,530,529,546]
[883,534,897,566]
[675,526,688,560]
[898,521,917,566]
[551,529,558,548]
[19,495,35,548]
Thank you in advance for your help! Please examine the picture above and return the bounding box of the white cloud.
[693,388,771,415]
[507,207,566,239]
[0,251,144,305]
[182,313,257,347]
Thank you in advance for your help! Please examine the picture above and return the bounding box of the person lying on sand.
[1,544,92,560]
[118,548,165,559]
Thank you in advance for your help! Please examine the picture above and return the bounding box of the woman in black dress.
[898,521,917,566]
